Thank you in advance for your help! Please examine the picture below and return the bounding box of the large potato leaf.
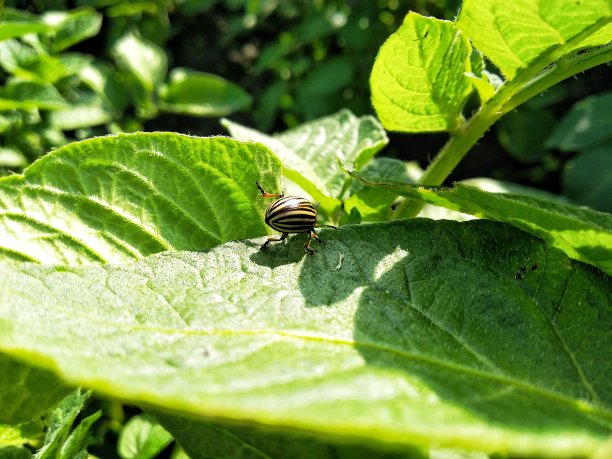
[370,13,472,133]
[457,0,612,80]
[0,132,281,265]
[0,220,610,457]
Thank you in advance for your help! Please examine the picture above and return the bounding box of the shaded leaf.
[546,91,612,151]
[0,354,71,425]
[159,68,251,117]
[0,133,281,265]
[0,220,610,457]
[370,13,472,132]
[156,412,421,459]
[0,446,32,459]
[562,146,612,213]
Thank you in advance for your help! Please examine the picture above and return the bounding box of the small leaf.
[0,220,610,457]
[562,146,612,213]
[42,8,102,53]
[0,8,54,41]
[546,91,612,151]
[48,95,113,130]
[0,148,27,169]
[497,108,556,163]
[159,68,251,117]
[0,133,281,265]
[347,169,612,275]
[118,414,172,459]
[370,12,472,132]
[222,109,388,209]
[457,0,612,79]
[112,33,167,94]
[33,390,91,459]
[58,410,101,459]
[0,81,66,110]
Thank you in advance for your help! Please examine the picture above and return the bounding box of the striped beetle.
[256,182,335,254]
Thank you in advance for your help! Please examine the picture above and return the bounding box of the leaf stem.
[392,19,612,219]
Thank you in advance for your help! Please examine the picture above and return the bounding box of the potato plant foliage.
[0,1,611,458]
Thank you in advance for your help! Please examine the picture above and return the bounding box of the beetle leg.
[260,232,288,250]
[256,182,284,199]
[304,230,323,254]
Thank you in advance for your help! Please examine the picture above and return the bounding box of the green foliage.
[370,12,472,132]
[33,390,99,459]
[546,92,612,212]
[0,1,610,458]
[0,133,280,264]
[0,5,251,171]
[118,414,172,459]
[1,220,611,457]
[346,169,612,275]
[222,109,388,217]
[0,356,70,425]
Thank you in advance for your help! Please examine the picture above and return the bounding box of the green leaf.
[159,68,252,117]
[0,148,27,169]
[0,446,32,459]
[0,8,54,41]
[222,109,388,213]
[33,390,91,459]
[118,414,172,459]
[344,158,422,223]
[112,33,167,94]
[346,169,612,275]
[0,220,610,457]
[546,91,612,151]
[0,81,66,110]
[42,8,102,53]
[58,409,101,459]
[0,418,44,447]
[156,412,421,459]
[0,133,281,265]
[0,354,71,424]
[457,0,612,80]
[48,95,113,130]
[0,133,280,265]
[0,39,39,77]
[497,108,556,163]
[370,12,472,132]
[79,61,130,112]
[562,146,612,213]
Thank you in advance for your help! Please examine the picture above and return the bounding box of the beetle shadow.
[248,234,312,269]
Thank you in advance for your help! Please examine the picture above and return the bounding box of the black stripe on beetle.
[256,182,335,254]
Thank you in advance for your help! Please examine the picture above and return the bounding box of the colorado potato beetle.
[256,182,335,254]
